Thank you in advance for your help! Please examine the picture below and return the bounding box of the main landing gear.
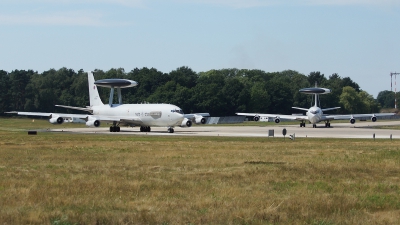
[300,121,306,127]
[325,121,331,128]
[140,126,151,132]
[110,122,120,132]
[139,126,175,133]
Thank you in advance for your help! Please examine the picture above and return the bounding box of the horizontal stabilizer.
[322,107,341,112]
[292,107,309,111]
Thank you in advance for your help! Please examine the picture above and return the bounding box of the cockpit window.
[171,109,184,114]
[310,109,320,114]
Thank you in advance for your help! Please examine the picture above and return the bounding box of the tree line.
[0,67,397,117]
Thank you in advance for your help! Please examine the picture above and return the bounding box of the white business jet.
[237,85,394,128]
[7,71,209,133]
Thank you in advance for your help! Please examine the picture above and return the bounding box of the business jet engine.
[371,116,377,122]
[180,118,192,127]
[350,118,356,124]
[274,117,281,124]
[254,115,260,121]
[86,116,101,127]
[49,116,64,124]
[195,115,206,124]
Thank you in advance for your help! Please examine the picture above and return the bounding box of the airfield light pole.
[390,72,400,109]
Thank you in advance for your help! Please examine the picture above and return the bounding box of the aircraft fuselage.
[91,103,184,127]
[306,106,323,124]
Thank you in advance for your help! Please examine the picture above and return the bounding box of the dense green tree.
[8,70,35,111]
[191,70,227,116]
[339,86,362,113]
[308,71,327,87]
[377,90,396,109]
[1,67,393,118]
[341,77,360,92]
[126,67,169,103]
[266,80,293,114]
[222,78,248,114]
[249,82,270,113]
[169,66,198,88]
[0,70,10,113]
[70,69,89,107]
[359,91,380,113]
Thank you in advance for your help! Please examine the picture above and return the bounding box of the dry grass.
[0,118,400,224]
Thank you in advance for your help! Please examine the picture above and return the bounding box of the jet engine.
[194,115,206,124]
[350,118,356,124]
[86,119,101,127]
[254,115,260,121]
[274,117,281,124]
[371,116,377,122]
[180,118,192,127]
[49,116,64,124]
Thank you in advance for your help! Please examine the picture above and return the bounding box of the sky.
[0,0,399,98]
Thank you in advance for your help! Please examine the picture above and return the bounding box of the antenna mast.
[390,72,400,109]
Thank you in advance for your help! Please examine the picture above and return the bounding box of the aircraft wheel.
[117,127,120,132]
[168,128,174,133]
[313,124,316,128]
[110,126,114,132]
[148,127,151,132]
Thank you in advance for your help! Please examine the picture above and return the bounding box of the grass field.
[1,118,400,224]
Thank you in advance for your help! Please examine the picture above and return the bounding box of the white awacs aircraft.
[237,86,395,128]
[7,71,209,133]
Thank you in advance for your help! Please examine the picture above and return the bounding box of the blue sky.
[0,0,399,97]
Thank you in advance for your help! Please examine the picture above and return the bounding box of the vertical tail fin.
[88,71,104,107]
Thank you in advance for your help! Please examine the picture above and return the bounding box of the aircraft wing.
[184,113,210,118]
[6,111,90,119]
[236,113,308,121]
[184,113,210,124]
[323,113,395,120]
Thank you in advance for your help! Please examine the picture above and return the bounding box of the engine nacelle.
[195,116,206,124]
[350,118,356,124]
[86,120,101,127]
[49,117,64,124]
[371,116,377,122]
[180,118,192,127]
[274,117,281,123]
[254,115,260,121]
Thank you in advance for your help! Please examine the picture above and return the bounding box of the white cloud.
[176,0,279,8]
[0,11,122,26]
[176,0,400,8]
[2,0,146,7]
[306,0,400,6]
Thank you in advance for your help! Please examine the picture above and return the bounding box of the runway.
[50,120,400,139]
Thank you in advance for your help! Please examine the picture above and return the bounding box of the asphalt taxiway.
[50,120,400,139]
